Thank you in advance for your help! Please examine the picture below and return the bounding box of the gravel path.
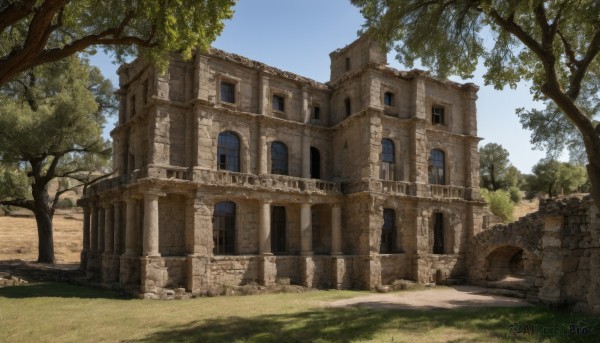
[326,285,531,310]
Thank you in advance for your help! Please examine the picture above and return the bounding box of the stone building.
[79,35,486,296]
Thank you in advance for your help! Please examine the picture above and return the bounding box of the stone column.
[97,206,105,253]
[143,192,161,257]
[258,201,272,255]
[301,127,310,179]
[331,204,342,255]
[104,204,114,253]
[300,203,313,256]
[301,86,310,123]
[90,203,98,252]
[113,202,122,254]
[124,198,139,255]
[258,123,268,174]
[259,72,269,115]
[82,206,91,252]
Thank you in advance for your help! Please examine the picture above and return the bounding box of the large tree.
[352,0,600,212]
[528,159,588,197]
[479,142,511,191]
[0,57,113,263]
[0,0,235,86]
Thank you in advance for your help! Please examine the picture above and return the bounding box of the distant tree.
[0,57,113,263]
[481,189,514,223]
[479,143,511,191]
[528,159,588,198]
[352,0,600,213]
[0,0,235,86]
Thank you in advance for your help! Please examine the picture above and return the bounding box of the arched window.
[310,147,321,179]
[213,201,236,255]
[381,209,396,253]
[433,212,444,254]
[380,139,396,180]
[217,131,240,172]
[271,141,288,175]
[271,206,286,253]
[428,149,445,184]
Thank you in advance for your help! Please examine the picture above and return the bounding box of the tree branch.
[0,198,35,211]
[567,21,600,100]
[486,8,546,59]
[0,0,37,33]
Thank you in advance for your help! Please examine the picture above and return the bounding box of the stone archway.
[485,245,526,281]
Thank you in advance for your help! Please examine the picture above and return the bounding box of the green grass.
[0,283,598,343]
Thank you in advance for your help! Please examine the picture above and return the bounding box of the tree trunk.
[31,182,55,263]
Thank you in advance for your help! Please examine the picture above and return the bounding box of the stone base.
[299,257,315,287]
[120,255,140,286]
[80,250,88,270]
[331,257,347,289]
[140,256,168,294]
[101,254,120,283]
[258,256,276,287]
[86,252,102,281]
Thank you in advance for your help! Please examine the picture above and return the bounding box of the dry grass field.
[0,209,82,264]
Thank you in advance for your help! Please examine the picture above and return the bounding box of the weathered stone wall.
[380,254,411,284]
[158,194,186,256]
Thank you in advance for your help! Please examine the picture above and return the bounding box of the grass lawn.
[0,283,598,343]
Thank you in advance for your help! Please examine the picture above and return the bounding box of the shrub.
[56,197,75,208]
[482,189,514,223]
[508,187,522,204]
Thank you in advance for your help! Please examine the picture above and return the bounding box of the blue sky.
[90,0,550,173]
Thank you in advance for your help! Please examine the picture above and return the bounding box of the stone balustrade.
[428,184,466,200]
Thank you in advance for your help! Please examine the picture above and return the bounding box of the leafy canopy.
[479,143,511,191]
[0,0,235,85]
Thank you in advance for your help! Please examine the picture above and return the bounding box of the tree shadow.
[124,306,599,343]
[0,282,129,299]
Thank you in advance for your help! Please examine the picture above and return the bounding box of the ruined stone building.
[79,35,486,296]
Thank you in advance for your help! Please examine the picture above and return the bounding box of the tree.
[0,57,113,263]
[481,188,514,223]
[528,159,588,197]
[352,0,600,212]
[479,143,511,191]
[0,0,235,86]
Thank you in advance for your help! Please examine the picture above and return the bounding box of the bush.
[482,189,514,223]
[508,187,522,204]
[56,197,75,208]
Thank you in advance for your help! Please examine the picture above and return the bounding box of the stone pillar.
[97,206,105,253]
[258,123,268,174]
[80,205,91,269]
[300,203,313,256]
[143,192,161,257]
[258,200,272,255]
[331,204,342,255]
[259,72,269,115]
[539,215,565,304]
[124,198,139,255]
[301,127,310,178]
[113,202,122,254]
[90,203,98,252]
[104,204,114,253]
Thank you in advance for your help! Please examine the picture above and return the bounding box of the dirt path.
[326,285,531,310]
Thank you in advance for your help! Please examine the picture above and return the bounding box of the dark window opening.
[345,57,351,71]
[433,212,444,254]
[428,149,445,185]
[313,106,321,120]
[217,131,240,172]
[213,201,236,255]
[380,139,396,180]
[271,206,286,253]
[271,141,288,175]
[344,98,351,117]
[220,81,236,104]
[272,94,285,112]
[310,147,321,179]
[381,209,396,253]
[130,95,136,118]
[142,80,149,104]
[432,106,445,125]
[384,92,394,107]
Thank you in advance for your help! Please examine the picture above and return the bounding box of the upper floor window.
[345,57,351,71]
[313,106,321,121]
[381,209,396,253]
[384,92,395,107]
[380,139,396,180]
[271,141,288,175]
[428,149,445,185]
[213,201,236,255]
[310,147,321,179]
[432,106,445,125]
[344,98,351,117]
[220,81,236,104]
[217,131,240,172]
[272,94,285,112]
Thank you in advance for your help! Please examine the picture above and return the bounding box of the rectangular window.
[272,94,285,112]
[344,98,351,117]
[220,81,236,104]
[432,106,445,125]
[313,106,321,120]
[142,80,149,104]
[384,92,394,107]
[433,212,444,254]
[345,57,351,71]
[130,95,136,118]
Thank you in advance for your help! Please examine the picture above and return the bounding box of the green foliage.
[479,143,511,191]
[481,189,514,223]
[0,1,235,85]
[508,186,521,204]
[528,159,589,198]
[56,198,75,209]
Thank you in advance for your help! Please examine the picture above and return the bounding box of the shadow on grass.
[0,282,129,299]
[126,306,600,343]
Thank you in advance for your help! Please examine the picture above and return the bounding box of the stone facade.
[79,35,486,297]
[468,195,600,312]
